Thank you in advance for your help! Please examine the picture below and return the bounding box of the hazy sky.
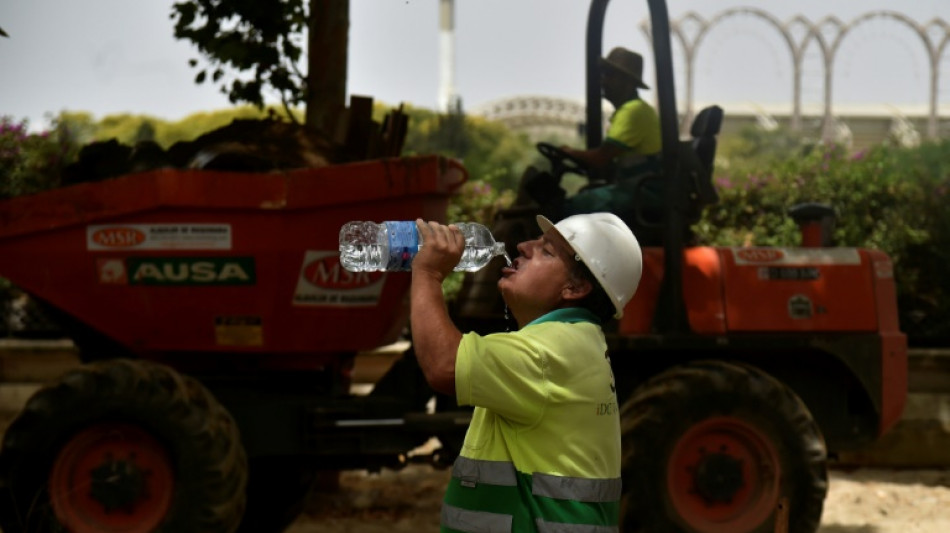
[2,0,948,131]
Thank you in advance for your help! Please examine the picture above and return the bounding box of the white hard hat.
[538,213,643,319]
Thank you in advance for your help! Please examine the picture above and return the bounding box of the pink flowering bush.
[447,180,515,228]
[0,116,81,198]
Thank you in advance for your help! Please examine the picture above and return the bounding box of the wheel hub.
[694,451,744,503]
[49,423,174,533]
[89,453,151,513]
[667,416,781,533]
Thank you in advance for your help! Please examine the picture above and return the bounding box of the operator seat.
[626,104,723,246]
[686,105,723,213]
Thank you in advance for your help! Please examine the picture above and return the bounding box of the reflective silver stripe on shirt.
[452,456,518,488]
[442,502,513,533]
[536,518,619,533]
[531,473,622,502]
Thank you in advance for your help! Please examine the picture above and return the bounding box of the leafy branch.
[171,0,310,123]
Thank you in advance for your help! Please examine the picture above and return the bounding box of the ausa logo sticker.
[292,251,385,306]
[127,257,255,285]
[96,258,128,284]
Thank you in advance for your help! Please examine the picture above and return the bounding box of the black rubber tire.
[0,359,248,533]
[619,360,827,533]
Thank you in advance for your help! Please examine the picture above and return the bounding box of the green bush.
[440,180,516,301]
[697,138,950,343]
[401,107,531,302]
[0,116,83,199]
[402,108,535,194]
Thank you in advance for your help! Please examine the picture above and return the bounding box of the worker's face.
[601,67,629,102]
[497,229,583,325]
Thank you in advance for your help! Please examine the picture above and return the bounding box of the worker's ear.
[562,277,593,302]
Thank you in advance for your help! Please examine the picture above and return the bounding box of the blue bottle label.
[385,221,419,271]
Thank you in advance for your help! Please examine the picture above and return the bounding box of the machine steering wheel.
[536,142,588,178]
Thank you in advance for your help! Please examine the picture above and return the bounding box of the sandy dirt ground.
[287,465,950,533]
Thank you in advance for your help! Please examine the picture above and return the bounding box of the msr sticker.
[87,224,232,251]
[292,251,386,307]
[127,257,255,285]
[215,316,263,346]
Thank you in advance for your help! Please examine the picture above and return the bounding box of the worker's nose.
[516,241,529,257]
[516,239,537,257]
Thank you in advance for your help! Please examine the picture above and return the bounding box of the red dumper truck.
[0,156,473,532]
[0,0,905,532]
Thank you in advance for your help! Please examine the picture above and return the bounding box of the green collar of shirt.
[526,307,601,327]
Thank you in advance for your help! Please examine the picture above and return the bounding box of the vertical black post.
[585,0,610,149]
[646,0,689,333]
[585,0,690,333]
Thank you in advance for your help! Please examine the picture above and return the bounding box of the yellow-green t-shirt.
[442,307,621,532]
[605,98,661,157]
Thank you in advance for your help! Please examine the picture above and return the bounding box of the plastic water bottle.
[339,221,506,272]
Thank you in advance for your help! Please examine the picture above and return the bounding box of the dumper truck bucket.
[0,156,465,365]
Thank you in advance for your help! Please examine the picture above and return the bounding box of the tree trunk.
[307,0,349,134]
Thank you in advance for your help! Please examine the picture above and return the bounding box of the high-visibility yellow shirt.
[443,307,621,533]
[605,98,661,156]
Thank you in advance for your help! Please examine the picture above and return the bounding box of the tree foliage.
[170,0,309,119]
[170,0,349,133]
[402,106,535,197]
[398,104,537,299]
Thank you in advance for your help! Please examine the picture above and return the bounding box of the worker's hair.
[570,260,617,323]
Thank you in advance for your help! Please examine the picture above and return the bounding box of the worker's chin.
[496,278,513,298]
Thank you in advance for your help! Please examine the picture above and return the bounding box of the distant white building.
[474,96,950,150]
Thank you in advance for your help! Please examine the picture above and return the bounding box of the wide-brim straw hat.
[599,47,649,89]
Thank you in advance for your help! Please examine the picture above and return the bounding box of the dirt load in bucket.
[61,97,407,186]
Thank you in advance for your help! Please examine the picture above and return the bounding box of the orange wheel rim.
[49,423,174,533]
[667,416,781,533]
